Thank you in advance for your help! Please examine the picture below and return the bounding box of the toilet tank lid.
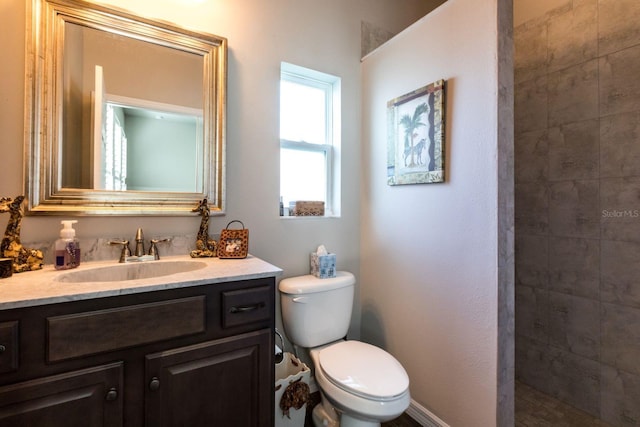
[278,271,355,295]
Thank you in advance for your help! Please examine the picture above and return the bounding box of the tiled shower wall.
[514,0,640,425]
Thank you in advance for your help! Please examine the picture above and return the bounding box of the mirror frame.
[25,0,226,215]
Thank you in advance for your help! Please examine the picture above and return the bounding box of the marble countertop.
[0,255,282,310]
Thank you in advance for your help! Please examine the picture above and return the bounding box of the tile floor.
[515,381,613,427]
[303,382,614,427]
[381,413,422,427]
[303,392,420,426]
[304,411,419,427]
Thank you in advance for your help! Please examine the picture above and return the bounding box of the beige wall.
[0,0,440,356]
[0,0,515,424]
[361,0,512,425]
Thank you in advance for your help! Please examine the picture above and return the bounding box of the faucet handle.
[148,238,170,260]
[108,240,131,263]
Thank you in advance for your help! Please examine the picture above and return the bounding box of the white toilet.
[279,271,410,427]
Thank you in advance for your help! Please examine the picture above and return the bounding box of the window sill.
[279,215,339,220]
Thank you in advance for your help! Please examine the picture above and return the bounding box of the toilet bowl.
[279,272,411,427]
[310,341,410,426]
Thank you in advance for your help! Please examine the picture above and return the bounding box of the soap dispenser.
[54,220,81,270]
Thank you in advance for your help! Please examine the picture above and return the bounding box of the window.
[102,103,128,191]
[280,62,340,216]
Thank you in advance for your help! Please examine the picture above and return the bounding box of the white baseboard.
[406,399,449,427]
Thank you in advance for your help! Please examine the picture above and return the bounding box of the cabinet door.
[0,362,123,427]
[145,329,272,427]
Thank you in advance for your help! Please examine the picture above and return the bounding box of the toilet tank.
[279,271,355,348]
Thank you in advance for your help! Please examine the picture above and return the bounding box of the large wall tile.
[515,129,548,183]
[548,291,600,360]
[601,302,640,376]
[515,76,548,134]
[601,365,640,427]
[516,233,548,289]
[599,0,640,56]
[361,21,395,58]
[548,180,599,238]
[516,0,640,420]
[547,346,601,417]
[516,285,549,343]
[600,44,640,117]
[601,177,640,243]
[515,23,547,84]
[548,120,599,181]
[548,59,598,127]
[601,111,640,178]
[549,236,599,299]
[515,182,549,235]
[601,240,640,310]
[516,336,553,395]
[547,0,597,73]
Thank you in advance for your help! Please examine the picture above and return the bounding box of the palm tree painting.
[399,102,428,168]
[387,79,445,185]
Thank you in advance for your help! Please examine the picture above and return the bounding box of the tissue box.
[310,253,336,278]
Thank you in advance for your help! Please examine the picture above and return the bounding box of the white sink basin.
[55,260,208,283]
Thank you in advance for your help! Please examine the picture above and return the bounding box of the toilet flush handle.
[292,297,309,304]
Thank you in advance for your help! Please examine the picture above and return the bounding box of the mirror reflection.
[95,100,203,192]
[26,0,226,215]
[62,23,205,193]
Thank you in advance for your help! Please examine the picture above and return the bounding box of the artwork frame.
[387,79,445,185]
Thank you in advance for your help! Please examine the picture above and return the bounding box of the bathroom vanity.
[0,256,281,426]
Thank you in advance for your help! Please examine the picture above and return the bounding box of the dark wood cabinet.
[0,277,275,427]
[0,362,123,427]
[145,330,271,427]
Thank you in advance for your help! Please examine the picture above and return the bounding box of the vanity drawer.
[47,296,206,362]
[221,286,271,328]
[0,321,18,374]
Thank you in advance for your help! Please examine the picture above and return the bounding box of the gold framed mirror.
[25,0,226,215]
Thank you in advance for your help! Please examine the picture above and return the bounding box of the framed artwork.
[387,79,445,185]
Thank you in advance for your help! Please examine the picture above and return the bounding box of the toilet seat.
[318,341,409,401]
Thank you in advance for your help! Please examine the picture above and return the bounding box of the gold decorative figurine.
[190,199,217,258]
[0,196,44,273]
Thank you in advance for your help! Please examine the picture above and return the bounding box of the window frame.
[279,63,340,217]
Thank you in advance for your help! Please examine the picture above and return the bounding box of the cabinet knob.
[149,377,160,391]
[105,387,118,401]
[0,344,5,353]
